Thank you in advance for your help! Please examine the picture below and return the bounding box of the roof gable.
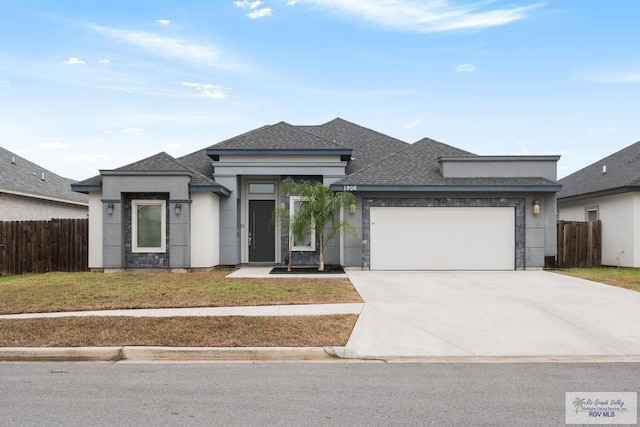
[558,140,640,200]
[334,137,473,186]
[208,121,349,153]
[300,118,409,174]
[0,146,88,205]
[73,151,229,195]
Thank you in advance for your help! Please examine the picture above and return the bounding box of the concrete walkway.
[0,303,363,319]
[343,270,640,359]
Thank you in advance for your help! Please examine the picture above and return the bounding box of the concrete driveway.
[343,271,640,359]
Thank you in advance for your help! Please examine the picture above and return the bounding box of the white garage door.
[370,207,515,270]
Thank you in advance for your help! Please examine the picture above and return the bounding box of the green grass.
[0,315,358,347]
[554,267,640,292]
[0,270,362,315]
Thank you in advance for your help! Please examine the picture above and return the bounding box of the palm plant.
[280,178,356,272]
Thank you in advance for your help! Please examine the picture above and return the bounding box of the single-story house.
[0,147,88,221]
[558,140,640,267]
[72,118,561,271]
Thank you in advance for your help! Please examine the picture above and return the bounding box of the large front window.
[290,196,315,251]
[132,200,166,253]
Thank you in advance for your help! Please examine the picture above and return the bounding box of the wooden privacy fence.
[0,219,88,275]
[556,220,602,268]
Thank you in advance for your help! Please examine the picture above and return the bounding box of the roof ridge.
[293,124,350,150]
[207,123,273,149]
[319,117,410,146]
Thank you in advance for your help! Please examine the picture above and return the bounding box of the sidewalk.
[0,303,364,319]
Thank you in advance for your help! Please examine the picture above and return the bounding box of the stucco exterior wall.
[191,192,220,268]
[439,156,559,181]
[88,193,103,269]
[0,192,88,221]
[559,193,638,267]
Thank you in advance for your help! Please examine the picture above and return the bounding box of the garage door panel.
[370,207,514,270]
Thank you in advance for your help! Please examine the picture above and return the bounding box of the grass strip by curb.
[0,315,358,347]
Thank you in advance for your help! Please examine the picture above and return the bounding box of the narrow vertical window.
[132,200,166,252]
[289,196,315,251]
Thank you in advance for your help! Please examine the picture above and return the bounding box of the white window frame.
[586,206,599,223]
[289,196,315,252]
[132,200,166,253]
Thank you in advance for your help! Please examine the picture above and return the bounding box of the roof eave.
[189,184,231,197]
[70,184,102,194]
[207,148,353,161]
[558,186,640,203]
[330,184,562,193]
[100,170,193,177]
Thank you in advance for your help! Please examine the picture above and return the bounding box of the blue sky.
[1,1,639,180]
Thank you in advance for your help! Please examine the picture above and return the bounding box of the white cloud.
[234,0,263,8]
[98,59,111,64]
[235,0,272,18]
[620,73,640,83]
[37,142,68,150]
[181,82,227,99]
[291,0,544,32]
[287,1,297,5]
[64,57,86,65]
[456,64,476,73]
[121,127,145,136]
[88,24,223,67]
[156,19,171,25]
[580,70,640,84]
[248,8,273,18]
[165,143,181,149]
[404,120,420,129]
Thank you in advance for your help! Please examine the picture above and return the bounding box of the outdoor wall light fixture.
[532,200,540,215]
[107,203,114,215]
[175,203,182,215]
[349,202,357,214]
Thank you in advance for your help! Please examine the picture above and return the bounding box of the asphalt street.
[1,362,638,426]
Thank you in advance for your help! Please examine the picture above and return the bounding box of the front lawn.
[554,267,640,293]
[0,315,357,347]
[0,269,362,315]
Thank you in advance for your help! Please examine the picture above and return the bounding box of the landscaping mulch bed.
[270,265,345,274]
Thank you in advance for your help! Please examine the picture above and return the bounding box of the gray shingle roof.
[73,152,228,194]
[208,121,350,152]
[332,138,558,190]
[558,141,640,201]
[300,118,409,174]
[0,146,88,204]
[333,137,472,186]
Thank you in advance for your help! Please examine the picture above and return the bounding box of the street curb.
[0,346,342,362]
[0,347,123,362]
[120,346,341,361]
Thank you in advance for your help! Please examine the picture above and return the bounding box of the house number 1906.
[343,185,357,191]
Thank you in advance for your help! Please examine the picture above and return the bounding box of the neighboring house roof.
[300,118,409,174]
[0,146,88,205]
[331,138,559,192]
[206,121,352,158]
[72,152,230,196]
[558,140,640,202]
